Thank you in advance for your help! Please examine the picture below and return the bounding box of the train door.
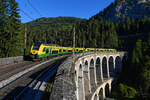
[46,48,49,54]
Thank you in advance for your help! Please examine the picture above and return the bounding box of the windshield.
[32,42,41,50]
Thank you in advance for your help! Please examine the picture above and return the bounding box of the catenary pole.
[24,24,27,57]
[70,27,76,75]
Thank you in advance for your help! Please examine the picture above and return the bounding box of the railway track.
[0,61,43,81]
[0,56,68,100]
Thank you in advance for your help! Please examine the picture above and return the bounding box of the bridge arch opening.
[83,60,90,95]
[102,57,108,78]
[109,56,114,77]
[78,64,84,100]
[94,94,98,100]
[85,60,88,67]
[99,88,103,100]
[105,83,110,97]
[111,80,116,93]
[115,56,122,76]
[96,57,101,84]
[75,70,77,81]
[79,64,82,71]
[90,58,96,92]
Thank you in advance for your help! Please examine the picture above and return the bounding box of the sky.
[16,0,114,23]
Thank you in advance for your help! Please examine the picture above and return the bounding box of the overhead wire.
[20,9,34,20]
[19,0,35,21]
[27,0,42,17]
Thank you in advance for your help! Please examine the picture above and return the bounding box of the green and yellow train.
[29,42,116,59]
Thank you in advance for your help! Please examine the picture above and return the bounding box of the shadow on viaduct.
[74,52,127,100]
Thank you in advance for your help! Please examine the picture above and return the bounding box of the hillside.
[92,0,150,21]
[25,17,86,52]
[27,17,86,32]
[86,0,150,99]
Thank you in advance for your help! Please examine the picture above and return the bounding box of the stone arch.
[108,56,114,77]
[115,56,122,76]
[85,60,88,67]
[79,64,82,71]
[94,94,98,100]
[105,83,110,97]
[83,60,90,96]
[75,70,77,81]
[90,58,94,67]
[89,58,96,92]
[78,64,82,77]
[111,80,116,93]
[96,57,101,84]
[78,64,84,100]
[102,57,108,78]
[98,88,104,100]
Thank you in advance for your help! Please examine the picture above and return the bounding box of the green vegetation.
[112,33,150,99]
[0,0,149,99]
[25,17,86,53]
[75,18,118,48]
[0,0,23,57]
[111,83,137,99]
[24,16,119,54]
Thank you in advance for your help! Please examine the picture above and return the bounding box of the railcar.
[29,42,116,59]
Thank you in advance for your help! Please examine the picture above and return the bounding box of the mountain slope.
[25,17,86,52]
[92,0,150,21]
[27,17,86,32]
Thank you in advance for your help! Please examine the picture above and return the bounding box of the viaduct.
[74,52,126,100]
[50,51,127,100]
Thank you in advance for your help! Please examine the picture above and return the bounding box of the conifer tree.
[0,0,22,57]
[0,0,10,57]
[9,0,23,56]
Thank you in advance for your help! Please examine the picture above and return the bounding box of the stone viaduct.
[74,52,126,100]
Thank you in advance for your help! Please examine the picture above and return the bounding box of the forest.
[0,0,23,57]
[0,0,150,99]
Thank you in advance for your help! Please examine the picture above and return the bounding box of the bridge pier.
[107,59,110,79]
[100,59,104,83]
[88,61,92,93]
[83,64,90,99]
[94,60,98,86]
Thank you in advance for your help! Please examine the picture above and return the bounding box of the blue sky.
[16,0,114,23]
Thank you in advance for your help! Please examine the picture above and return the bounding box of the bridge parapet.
[74,52,126,100]
[0,56,23,66]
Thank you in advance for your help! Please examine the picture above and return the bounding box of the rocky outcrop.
[96,0,150,21]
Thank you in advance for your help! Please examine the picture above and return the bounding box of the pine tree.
[9,0,23,56]
[0,0,10,57]
[131,40,143,64]
[0,0,22,57]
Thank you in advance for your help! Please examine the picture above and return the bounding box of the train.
[29,42,116,59]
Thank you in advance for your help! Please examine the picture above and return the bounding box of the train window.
[52,51,58,54]
[68,50,72,52]
[43,48,46,52]
[59,49,62,52]
[32,43,41,50]
[80,50,83,52]
[63,50,66,52]
[46,49,49,53]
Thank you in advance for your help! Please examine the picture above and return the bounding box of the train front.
[30,42,42,59]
